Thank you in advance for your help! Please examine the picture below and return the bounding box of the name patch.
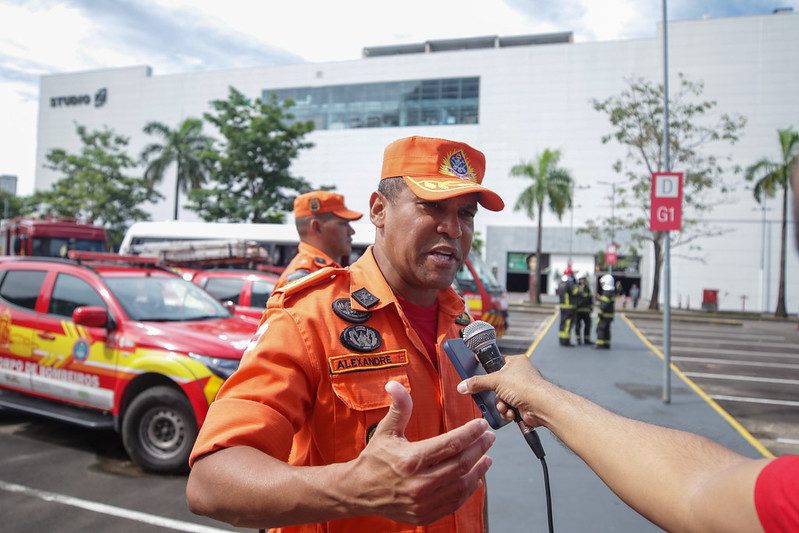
[328,350,408,374]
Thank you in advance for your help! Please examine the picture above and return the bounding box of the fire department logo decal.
[439,149,477,181]
[72,339,90,361]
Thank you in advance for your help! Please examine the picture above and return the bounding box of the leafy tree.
[586,74,746,310]
[0,190,37,219]
[745,127,798,318]
[141,118,215,220]
[186,87,316,222]
[35,125,162,247]
[510,148,574,304]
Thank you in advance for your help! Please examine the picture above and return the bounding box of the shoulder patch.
[455,312,471,326]
[332,298,372,324]
[286,268,311,282]
[340,325,382,352]
[352,287,379,309]
[279,267,337,297]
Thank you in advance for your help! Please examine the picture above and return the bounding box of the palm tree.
[511,148,574,304]
[141,118,214,220]
[745,127,799,318]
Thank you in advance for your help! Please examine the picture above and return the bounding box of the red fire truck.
[0,217,108,257]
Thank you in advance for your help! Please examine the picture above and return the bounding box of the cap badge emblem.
[309,198,321,211]
[440,149,477,181]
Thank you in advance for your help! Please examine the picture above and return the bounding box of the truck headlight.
[189,353,240,380]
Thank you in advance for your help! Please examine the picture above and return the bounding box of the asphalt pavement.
[486,308,765,532]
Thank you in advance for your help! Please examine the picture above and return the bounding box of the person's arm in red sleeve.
[459,355,773,533]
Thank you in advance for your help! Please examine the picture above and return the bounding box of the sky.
[1,0,796,195]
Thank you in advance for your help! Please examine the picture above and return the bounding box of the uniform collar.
[297,241,338,267]
[349,246,465,318]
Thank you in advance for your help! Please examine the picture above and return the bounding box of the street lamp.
[597,180,622,273]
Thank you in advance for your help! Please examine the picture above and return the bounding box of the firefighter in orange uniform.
[274,190,363,291]
[187,136,504,532]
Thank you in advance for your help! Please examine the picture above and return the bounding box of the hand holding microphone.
[461,321,546,460]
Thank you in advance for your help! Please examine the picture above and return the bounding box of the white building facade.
[35,13,799,312]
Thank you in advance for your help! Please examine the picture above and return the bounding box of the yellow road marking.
[622,313,774,458]
[526,311,559,358]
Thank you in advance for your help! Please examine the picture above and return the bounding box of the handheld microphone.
[462,320,546,460]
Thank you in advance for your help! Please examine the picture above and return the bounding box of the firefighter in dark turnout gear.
[575,272,594,345]
[557,274,578,346]
[595,274,615,349]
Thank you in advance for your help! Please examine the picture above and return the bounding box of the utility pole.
[662,0,673,404]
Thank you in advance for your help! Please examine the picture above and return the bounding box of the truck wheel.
[121,386,198,474]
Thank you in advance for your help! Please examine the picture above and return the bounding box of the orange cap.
[380,136,504,211]
[294,191,363,220]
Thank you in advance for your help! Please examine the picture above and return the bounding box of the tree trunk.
[173,172,180,221]
[532,212,544,304]
[775,184,788,317]
[648,234,663,311]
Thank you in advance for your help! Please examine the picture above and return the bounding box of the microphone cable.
[463,321,554,533]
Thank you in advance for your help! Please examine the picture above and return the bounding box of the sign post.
[651,169,683,404]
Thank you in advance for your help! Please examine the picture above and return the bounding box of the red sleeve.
[754,455,799,532]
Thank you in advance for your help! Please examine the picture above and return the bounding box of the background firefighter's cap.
[293,191,363,220]
[380,136,505,211]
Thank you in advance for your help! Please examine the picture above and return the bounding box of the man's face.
[371,185,478,300]
[319,215,355,259]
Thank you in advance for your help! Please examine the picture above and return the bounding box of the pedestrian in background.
[629,283,640,309]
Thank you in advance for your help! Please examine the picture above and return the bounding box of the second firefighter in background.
[595,274,615,349]
[574,272,593,345]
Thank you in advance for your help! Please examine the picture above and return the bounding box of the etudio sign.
[50,88,107,108]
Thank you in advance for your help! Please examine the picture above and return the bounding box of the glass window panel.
[0,270,46,310]
[49,274,107,318]
[263,77,479,130]
[204,278,244,304]
[462,78,479,98]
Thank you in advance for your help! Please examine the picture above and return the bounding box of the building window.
[264,77,480,130]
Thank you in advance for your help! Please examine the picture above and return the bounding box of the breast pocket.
[328,350,410,462]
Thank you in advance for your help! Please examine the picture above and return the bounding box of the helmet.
[561,275,570,282]
[576,271,588,281]
[600,274,615,291]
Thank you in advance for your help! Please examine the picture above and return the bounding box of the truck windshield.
[32,237,105,257]
[104,276,229,321]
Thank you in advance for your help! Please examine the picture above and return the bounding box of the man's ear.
[309,217,323,235]
[370,191,386,228]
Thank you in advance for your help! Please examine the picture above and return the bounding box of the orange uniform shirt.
[190,248,485,533]
[274,241,338,291]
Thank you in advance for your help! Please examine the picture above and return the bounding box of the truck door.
[33,272,116,410]
[0,269,46,392]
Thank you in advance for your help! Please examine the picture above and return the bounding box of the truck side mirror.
[73,306,109,329]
